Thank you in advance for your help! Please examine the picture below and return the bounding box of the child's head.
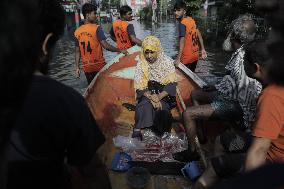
[244,40,270,84]
[174,1,187,20]
[120,5,132,21]
[82,3,97,22]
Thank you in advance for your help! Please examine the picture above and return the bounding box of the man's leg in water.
[183,104,215,151]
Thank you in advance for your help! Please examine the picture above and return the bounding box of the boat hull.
[81,46,201,188]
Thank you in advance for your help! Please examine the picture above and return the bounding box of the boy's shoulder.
[75,23,99,35]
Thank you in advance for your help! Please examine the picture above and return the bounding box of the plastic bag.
[113,135,145,150]
[113,130,188,162]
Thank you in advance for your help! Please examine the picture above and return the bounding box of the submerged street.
[50,20,228,93]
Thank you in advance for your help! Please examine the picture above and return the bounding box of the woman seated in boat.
[132,36,177,139]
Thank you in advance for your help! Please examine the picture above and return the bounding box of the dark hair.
[82,3,97,18]
[246,40,270,67]
[266,37,284,85]
[255,2,284,85]
[0,0,65,164]
[0,0,36,175]
[244,39,270,77]
[174,1,186,10]
[120,5,132,16]
[36,0,65,74]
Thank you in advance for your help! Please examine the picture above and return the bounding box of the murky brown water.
[49,20,229,94]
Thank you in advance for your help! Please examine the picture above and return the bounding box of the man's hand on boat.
[201,49,207,60]
[75,67,80,78]
[120,49,129,55]
[174,59,181,67]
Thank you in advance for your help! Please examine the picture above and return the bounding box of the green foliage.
[184,0,203,15]
[218,0,256,29]
[110,0,120,8]
[100,0,120,10]
[216,0,265,36]
[139,6,153,21]
[194,0,267,40]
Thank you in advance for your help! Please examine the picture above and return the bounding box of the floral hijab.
[134,36,177,90]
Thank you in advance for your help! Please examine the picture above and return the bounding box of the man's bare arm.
[130,35,142,46]
[245,137,271,171]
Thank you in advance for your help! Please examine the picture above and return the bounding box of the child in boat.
[183,14,261,155]
[74,3,127,84]
[245,38,284,169]
[192,40,270,189]
[173,1,207,71]
[110,5,142,50]
[132,36,177,139]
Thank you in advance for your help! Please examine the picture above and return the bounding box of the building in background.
[121,0,150,14]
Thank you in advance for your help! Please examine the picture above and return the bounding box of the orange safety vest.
[181,17,199,65]
[74,24,105,73]
[112,20,133,50]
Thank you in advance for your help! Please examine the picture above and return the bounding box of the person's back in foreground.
[0,0,40,185]
[6,1,111,189]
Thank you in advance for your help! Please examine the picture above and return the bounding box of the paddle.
[175,63,208,168]
[176,87,207,168]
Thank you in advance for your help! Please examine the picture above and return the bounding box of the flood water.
[50,20,230,94]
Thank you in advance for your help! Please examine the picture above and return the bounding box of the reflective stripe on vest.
[74,24,105,72]
[113,20,132,50]
[181,17,199,64]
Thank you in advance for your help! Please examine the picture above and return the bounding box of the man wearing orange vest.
[75,3,127,84]
[109,5,142,50]
[174,1,207,72]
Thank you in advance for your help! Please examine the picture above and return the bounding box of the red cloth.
[253,85,284,162]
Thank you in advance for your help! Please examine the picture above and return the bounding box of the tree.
[217,0,266,36]
[184,0,203,15]
[100,0,120,11]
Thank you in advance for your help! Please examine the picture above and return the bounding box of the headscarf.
[134,36,177,90]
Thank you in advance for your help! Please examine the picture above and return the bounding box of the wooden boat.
[82,46,219,189]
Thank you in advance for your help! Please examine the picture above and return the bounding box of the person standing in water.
[173,1,207,72]
[74,3,127,84]
[110,5,142,50]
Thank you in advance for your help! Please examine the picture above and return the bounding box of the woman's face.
[144,49,158,64]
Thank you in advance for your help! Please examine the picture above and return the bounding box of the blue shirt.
[178,23,186,38]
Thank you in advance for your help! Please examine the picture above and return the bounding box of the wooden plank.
[178,63,207,88]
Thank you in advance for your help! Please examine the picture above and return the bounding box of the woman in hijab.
[132,36,177,139]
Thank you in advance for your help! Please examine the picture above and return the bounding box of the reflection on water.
[50,20,228,94]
